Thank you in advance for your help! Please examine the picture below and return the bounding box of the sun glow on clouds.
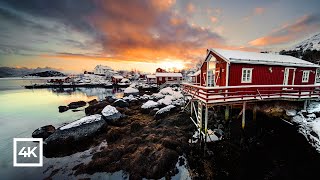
[159,60,185,71]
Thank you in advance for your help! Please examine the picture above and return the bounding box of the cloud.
[0,0,226,66]
[210,16,218,23]
[249,14,320,46]
[186,3,195,14]
[254,7,265,15]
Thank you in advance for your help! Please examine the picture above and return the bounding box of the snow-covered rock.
[292,33,320,51]
[60,114,102,130]
[158,95,174,106]
[139,94,151,100]
[113,99,129,108]
[141,100,158,109]
[160,87,175,95]
[123,94,138,101]
[102,105,118,117]
[124,87,139,95]
[101,105,122,122]
[151,93,165,100]
[155,105,176,119]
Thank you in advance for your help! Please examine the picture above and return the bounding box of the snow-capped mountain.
[293,33,320,51]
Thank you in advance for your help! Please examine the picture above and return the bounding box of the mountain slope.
[293,33,320,51]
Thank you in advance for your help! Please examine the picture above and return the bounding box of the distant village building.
[94,65,112,75]
[155,72,183,85]
[190,70,200,84]
[146,74,156,84]
[112,75,124,84]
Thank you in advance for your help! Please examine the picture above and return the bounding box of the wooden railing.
[182,83,320,104]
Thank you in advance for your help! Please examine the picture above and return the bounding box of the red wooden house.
[183,48,320,104]
[155,72,183,85]
[111,75,124,84]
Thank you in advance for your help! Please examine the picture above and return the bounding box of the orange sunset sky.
[0,0,320,73]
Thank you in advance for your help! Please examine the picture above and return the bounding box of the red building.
[198,48,318,87]
[111,75,124,84]
[156,68,166,73]
[190,70,201,85]
[182,48,320,104]
[156,72,183,85]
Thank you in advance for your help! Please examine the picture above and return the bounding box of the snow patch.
[286,109,297,117]
[60,114,102,130]
[124,87,139,94]
[156,105,176,115]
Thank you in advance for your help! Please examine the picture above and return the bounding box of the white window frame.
[302,71,310,83]
[241,68,253,83]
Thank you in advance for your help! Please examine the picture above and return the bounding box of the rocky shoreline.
[33,87,320,179]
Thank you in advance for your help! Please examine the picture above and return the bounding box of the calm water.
[0,78,123,178]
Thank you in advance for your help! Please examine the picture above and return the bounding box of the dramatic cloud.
[0,0,225,68]
[249,14,320,46]
[210,16,218,23]
[186,3,195,14]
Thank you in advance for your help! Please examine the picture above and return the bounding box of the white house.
[94,65,113,75]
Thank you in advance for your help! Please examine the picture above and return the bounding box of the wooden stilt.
[242,102,246,129]
[205,105,208,142]
[304,100,308,110]
[253,103,257,122]
[225,105,230,122]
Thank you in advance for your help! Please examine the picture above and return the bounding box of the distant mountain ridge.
[292,33,320,51]
[0,67,63,78]
[279,33,320,64]
[24,70,65,77]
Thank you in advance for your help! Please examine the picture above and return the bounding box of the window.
[302,71,310,82]
[241,68,253,83]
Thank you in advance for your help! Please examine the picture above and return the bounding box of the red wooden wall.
[228,63,316,86]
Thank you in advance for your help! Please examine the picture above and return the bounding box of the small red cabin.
[198,48,319,88]
[155,72,183,85]
[112,75,124,84]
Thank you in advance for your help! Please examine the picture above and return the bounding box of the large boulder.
[154,105,176,120]
[85,101,109,115]
[113,99,129,108]
[68,101,87,109]
[44,114,106,157]
[32,125,56,140]
[102,105,122,123]
[106,96,116,103]
[58,106,69,113]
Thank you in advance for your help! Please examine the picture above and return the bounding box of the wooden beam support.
[225,105,230,122]
[242,102,246,129]
[253,103,257,122]
[205,104,208,142]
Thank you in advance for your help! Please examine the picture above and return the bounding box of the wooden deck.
[182,83,320,105]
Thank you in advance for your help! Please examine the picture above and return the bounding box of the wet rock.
[85,101,109,115]
[113,99,129,108]
[106,96,116,103]
[72,109,82,112]
[58,106,69,113]
[161,138,179,150]
[68,101,86,109]
[88,99,98,106]
[32,125,56,140]
[44,120,106,157]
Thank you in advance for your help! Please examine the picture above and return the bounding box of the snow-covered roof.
[191,70,200,76]
[112,75,123,79]
[155,72,182,77]
[146,74,156,78]
[211,48,320,68]
[95,65,112,70]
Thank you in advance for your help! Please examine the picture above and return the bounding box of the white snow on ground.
[124,87,139,94]
[286,109,297,116]
[292,106,320,152]
[102,105,119,117]
[139,94,151,100]
[189,129,220,143]
[151,93,165,99]
[141,100,158,109]
[60,114,102,130]
[160,87,175,95]
[158,95,174,106]
[307,101,320,113]
[155,105,175,115]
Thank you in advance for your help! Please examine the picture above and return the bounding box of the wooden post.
[304,100,308,110]
[242,102,246,129]
[253,103,257,122]
[204,104,208,142]
[225,105,230,122]
[190,101,193,117]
